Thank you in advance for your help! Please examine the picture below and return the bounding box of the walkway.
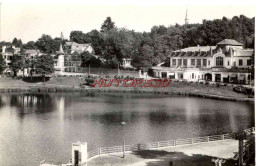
[88,140,238,166]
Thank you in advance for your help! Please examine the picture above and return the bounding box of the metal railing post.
[99,148,101,155]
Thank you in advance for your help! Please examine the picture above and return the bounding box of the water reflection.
[0,93,254,166]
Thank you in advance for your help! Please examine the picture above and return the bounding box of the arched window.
[216,57,224,66]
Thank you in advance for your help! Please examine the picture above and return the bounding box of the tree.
[35,55,54,82]
[12,38,22,47]
[28,58,36,81]
[10,55,23,77]
[12,38,18,45]
[23,58,31,77]
[35,34,59,54]
[86,29,105,55]
[70,31,85,44]
[101,17,116,32]
[132,44,154,69]
[81,51,102,68]
[23,41,37,49]
[232,131,248,166]
[0,55,6,74]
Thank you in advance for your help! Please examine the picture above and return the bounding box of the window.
[178,73,183,79]
[239,59,243,66]
[191,59,195,66]
[227,61,229,66]
[203,59,207,66]
[197,59,201,66]
[178,59,182,66]
[183,59,187,66]
[192,73,194,79]
[216,57,223,66]
[208,60,210,66]
[247,59,251,66]
[172,59,176,66]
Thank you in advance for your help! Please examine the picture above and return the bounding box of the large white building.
[152,39,253,84]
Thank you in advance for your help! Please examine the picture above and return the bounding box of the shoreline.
[0,86,254,102]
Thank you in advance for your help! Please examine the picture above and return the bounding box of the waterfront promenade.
[88,140,238,166]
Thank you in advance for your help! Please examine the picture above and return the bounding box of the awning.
[238,75,245,80]
[230,74,237,78]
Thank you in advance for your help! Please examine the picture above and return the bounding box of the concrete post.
[212,73,215,82]
[220,74,223,83]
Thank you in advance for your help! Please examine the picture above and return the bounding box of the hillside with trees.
[7,15,254,70]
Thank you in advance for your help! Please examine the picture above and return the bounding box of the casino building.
[152,39,253,84]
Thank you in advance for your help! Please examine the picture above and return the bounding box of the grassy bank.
[0,77,254,102]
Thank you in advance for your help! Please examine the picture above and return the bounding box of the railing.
[87,127,254,161]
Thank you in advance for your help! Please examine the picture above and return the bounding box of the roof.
[65,41,91,47]
[24,49,39,54]
[217,39,243,46]
[175,46,216,52]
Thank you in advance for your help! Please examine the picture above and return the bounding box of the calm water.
[0,93,254,166]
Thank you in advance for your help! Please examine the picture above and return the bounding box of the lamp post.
[117,62,120,76]
[121,121,126,158]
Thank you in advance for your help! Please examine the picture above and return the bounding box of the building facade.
[64,42,94,54]
[121,58,134,69]
[0,44,20,66]
[152,39,253,84]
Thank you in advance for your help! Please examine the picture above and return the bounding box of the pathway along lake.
[0,93,254,166]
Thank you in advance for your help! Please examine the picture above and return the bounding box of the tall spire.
[61,32,64,41]
[59,44,64,53]
[58,32,64,54]
[185,9,189,25]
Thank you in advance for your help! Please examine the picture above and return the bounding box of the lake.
[0,93,254,166]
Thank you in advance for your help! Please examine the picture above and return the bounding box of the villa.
[152,39,253,84]
[0,43,20,66]
[64,41,94,54]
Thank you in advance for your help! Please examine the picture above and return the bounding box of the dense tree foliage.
[101,17,116,32]
[35,34,60,54]
[34,55,54,82]
[12,38,23,47]
[81,51,102,68]
[10,55,24,77]
[23,41,37,49]
[0,55,6,74]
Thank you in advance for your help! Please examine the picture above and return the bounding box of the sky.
[0,1,256,43]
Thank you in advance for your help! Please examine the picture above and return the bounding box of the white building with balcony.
[152,39,253,84]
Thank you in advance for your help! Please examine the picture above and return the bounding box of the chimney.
[229,47,233,56]
[210,47,213,56]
